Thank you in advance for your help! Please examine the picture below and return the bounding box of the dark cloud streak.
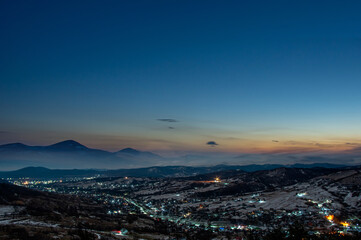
[157,119,178,123]
[207,141,218,146]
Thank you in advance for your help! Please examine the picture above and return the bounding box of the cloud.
[157,119,178,123]
[168,127,175,129]
[272,140,279,142]
[345,142,361,146]
[283,140,338,149]
[206,141,218,146]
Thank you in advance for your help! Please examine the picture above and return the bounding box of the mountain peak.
[48,140,88,150]
[17,166,50,172]
[118,148,141,154]
[0,142,28,149]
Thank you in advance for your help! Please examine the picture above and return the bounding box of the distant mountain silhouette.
[0,140,90,152]
[47,140,88,151]
[0,163,356,179]
[0,165,239,178]
[290,163,347,169]
[0,142,28,149]
[0,140,163,169]
[118,148,141,154]
[0,166,99,178]
[115,147,162,160]
[0,140,354,170]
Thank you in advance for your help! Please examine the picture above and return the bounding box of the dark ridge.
[47,140,88,150]
[118,148,140,154]
[0,142,28,148]
[0,164,357,179]
[192,167,340,198]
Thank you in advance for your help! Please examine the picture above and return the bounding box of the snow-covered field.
[0,218,59,227]
[0,205,15,216]
[131,170,361,227]
[0,205,58,228]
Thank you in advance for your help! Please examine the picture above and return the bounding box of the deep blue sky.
[1,1,361,156]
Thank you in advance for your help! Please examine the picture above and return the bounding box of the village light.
[341,222,349,228]
[326,215,334,222]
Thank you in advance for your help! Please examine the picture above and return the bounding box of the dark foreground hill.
[0,183,188,239]
[189,167,339,198]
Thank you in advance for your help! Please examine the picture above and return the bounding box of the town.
[3,166,360,239]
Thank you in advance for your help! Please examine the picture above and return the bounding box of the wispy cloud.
[345,142,361,146]
[157,119,179,123]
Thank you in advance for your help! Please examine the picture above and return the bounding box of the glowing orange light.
[23,181,29,185]
[214,177,221,183]
[341,222,349,227]
[326,215,334,222]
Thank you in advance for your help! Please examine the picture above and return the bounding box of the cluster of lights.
[326,215,350,228]
[183,212,191,218]
[341,222,349,228]
[326,215,334,222]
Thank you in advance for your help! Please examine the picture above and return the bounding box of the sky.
[1,0,361,161]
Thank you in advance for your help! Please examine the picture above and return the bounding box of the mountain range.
[0,140,355,171]
[0,140,165,169]
[0,163,355,179]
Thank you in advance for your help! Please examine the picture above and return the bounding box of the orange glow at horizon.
[13,133,361,157]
